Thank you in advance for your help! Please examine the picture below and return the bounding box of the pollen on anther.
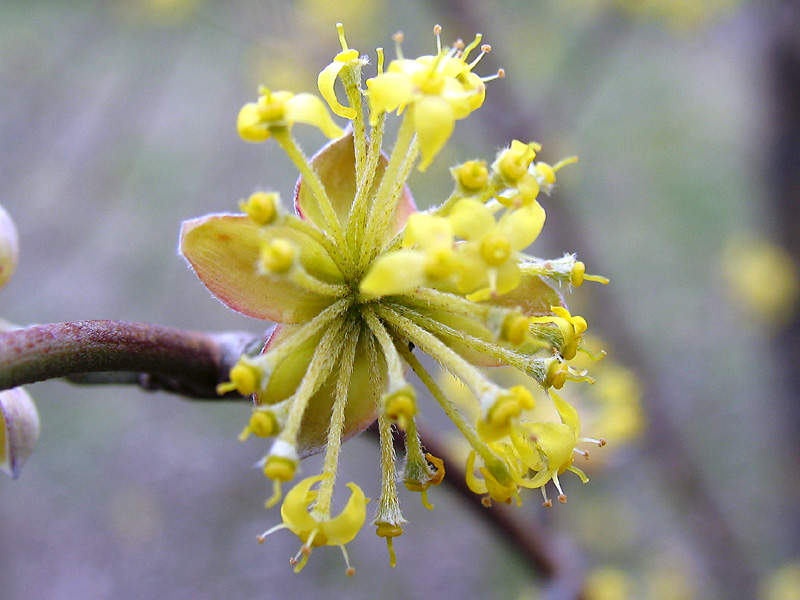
[558,494,568,504]
[481,44,492,53]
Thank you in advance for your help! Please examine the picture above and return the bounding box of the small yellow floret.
[384,386,417,430]
[480,232,512,266]
[264,455,297,482]
[495,140,538,184]
[502,314,531,346]
[478,385,534,441]
[259,239,296,274]
[237,88,344,142]
[263,455,298,508]
[239,410,278,441]
[452,160,489,193]
[216,361,261,396]
[239,191,278,226]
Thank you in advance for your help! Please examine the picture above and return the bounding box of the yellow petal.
[317,61,357,119]
[366,72,414,120]
[281,475,326,539]
[284,93,344,139]
[499,202,546,251]
[413,96,455,172]
[359,250,427,298]
[551,391,581,433]
[447,198,494,240]
[319,482,368,545]
[236,102,270,142]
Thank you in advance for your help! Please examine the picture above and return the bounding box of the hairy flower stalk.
[179,24,607,574]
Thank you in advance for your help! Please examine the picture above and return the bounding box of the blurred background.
[2,0,799,598]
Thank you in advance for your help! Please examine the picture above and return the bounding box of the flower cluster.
[179,24,607,574]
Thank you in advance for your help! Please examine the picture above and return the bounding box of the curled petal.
[284,93,344,139]
[318,61,357,119]
[320,482,368,545]
[179,214,337,324]
[366,72,414,121]
[280,475,368,547]
[551,391,581,432]
[281,475,323,542]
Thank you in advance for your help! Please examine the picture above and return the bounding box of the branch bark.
[0,320,259,399]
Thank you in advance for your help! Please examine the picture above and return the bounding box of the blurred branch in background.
[768,0,800,555]
[438,0,762,597]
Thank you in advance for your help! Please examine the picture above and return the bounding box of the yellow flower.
[366,27,500,171]
[257,474,368,575]
[506,392,605,506]
[180,24,605,573]
[237,88,343,142]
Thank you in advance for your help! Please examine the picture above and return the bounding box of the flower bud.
[0,387,40,478]
[0,203,20,289]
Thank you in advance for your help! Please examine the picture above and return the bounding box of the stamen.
[581,437,607,447]
[257,522,288,543]
[467,44,491,71]
[339,543,356,575]
[392,31,404,59]
[433,24,442,54]
[482,69,505,83]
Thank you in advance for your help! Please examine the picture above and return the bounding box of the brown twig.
[0,320,258,399]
